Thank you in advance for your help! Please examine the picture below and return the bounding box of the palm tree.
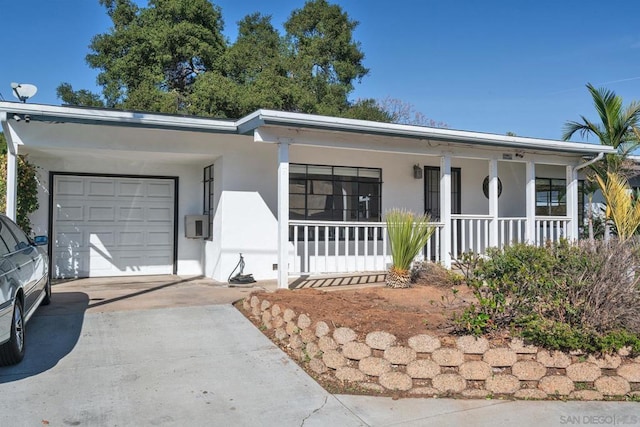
[563,83,640,176]
[563,83,640,240]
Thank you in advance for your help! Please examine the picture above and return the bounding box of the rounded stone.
[538,376,575,395]
[384,346,417,365]
[297,313,312,329]
[537,350,571,368]
[309,358,327,374]
[432,374,466,393]
[285,321,298,336]
[483,348,518,367]
[365,331,397,350]
[335,367,367,382]
[431,348,464,367]
[485,375,520,394]
[594,376,631,396]
[283,308,296,322]
[305,342,321,359]
[260,299,271,311]
[318,336,338,352]
[407,359,440,379]
[509,338,538,354]
[379,372,413,391]
[617,363,640,382]
[566,362,601,382]
[514,389,548,400]
[251,306,261,317]
[261,311,272,325]
[456,336,489,354]
[618,346,632,357]
[262,320,273,330]
[322,350,347,369]
[274,327,288,341]
[333,327,357,345]
[289,334,304,350]
[588,354,622,370]
[315,321,330,338]
[569,390,604,401]
[249,295,260,308]
[408,334,441,353]
[358,357,392,377]
[512,361,547,381]
[271,304,281,317]
[272,316,285,329]
[242,299,251,311]
[342,342,372,361]
[300,328,316,344]
[459,361,492,380]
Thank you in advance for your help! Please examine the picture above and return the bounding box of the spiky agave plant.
[385,209,436,288]
[596,171,640,242]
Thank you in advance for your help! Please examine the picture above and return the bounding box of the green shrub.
[455,240,640,353]
[386,209,436,272]
[0,153,39,234]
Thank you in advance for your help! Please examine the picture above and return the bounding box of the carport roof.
[0,101,616,156]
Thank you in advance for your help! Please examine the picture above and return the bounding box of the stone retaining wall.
[242,295,640,400]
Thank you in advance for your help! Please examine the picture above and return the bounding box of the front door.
[424,166,461,259]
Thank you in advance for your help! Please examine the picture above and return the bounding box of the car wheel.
[41,276,52,306]
[0,301,25,366]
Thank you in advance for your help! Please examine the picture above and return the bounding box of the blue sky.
[1,0,640,141]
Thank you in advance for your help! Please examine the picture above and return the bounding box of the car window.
[0,233,10,257]
[2,218,36,257]
[0,220,19,254]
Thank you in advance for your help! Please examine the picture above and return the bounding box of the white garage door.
[52,175,176,278]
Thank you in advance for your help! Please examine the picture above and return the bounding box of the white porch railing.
[289,220,443,276]
[289,216,570,276]
[535,216,570,245]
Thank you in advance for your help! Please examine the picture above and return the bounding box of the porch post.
[5,140,17,221]
[440,155,452,268]
[566,165,579,241]
[525,161,536,244]
[277,142,290,289]
[488,159,499,247]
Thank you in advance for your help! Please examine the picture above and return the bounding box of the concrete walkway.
[0,277,637,426]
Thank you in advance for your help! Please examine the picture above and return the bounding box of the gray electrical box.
[185,215,209,239]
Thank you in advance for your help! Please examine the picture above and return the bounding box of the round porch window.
[482,176,503,198]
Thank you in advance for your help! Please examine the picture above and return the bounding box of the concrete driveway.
[0,276,637,426]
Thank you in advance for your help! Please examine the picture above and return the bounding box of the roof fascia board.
[0,102,237,134]
[253,110,616,156]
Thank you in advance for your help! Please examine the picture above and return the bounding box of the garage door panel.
[56,178,84,195]
[88,180,115,196]
[53,175,175,279]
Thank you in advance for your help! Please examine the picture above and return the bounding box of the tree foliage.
[563,83,640,179]
[57,0,443,125]
[0,133,40,233]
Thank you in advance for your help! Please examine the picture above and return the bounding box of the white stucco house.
[0,101,615,288]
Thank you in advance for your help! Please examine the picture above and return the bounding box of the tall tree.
[284,0,368,116]
[563,83,640,240]
[59,0,226,112]
[563,83,640,178]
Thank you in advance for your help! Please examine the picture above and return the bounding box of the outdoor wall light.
[413,164,423,179]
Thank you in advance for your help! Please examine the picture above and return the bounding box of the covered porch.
[242,111,613,289]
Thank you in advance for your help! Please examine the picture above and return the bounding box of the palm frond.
[596,172,640,241]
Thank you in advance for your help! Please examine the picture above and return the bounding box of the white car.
[0,214,49,365]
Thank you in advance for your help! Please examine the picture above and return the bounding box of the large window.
[290,164,382,222]
[536,177,585,223]
[203,164,214,238]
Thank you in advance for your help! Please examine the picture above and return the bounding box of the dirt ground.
[249,281,475,343]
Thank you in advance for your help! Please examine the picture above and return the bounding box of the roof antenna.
[11,83,38,103]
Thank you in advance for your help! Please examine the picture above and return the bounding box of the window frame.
[289,163,383,223]
[535,177,585,224]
